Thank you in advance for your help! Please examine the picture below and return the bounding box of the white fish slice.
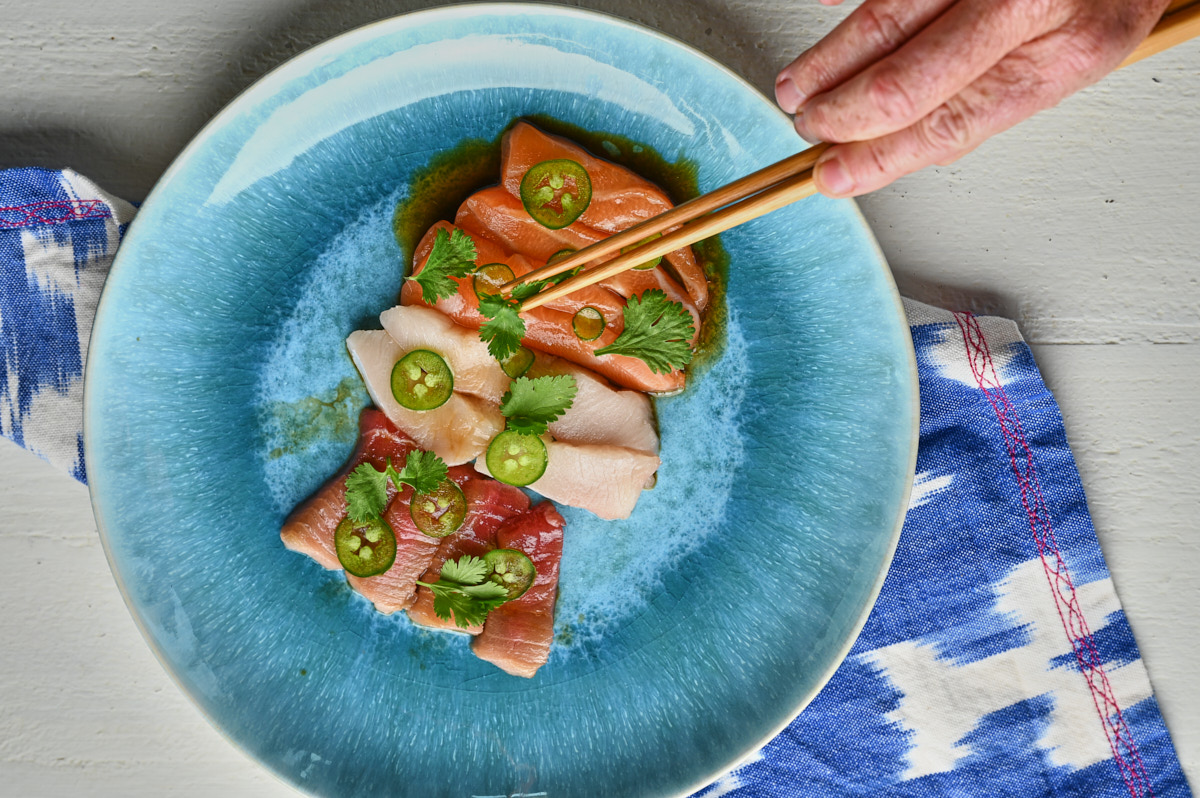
[379,304,510,403]
[476,438,660,521]
[346,330,503,465]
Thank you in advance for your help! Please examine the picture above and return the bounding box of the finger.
[775,0,954,114]
[935,145,978,167]
[810,28,1101,198]
[795,0,1072,144]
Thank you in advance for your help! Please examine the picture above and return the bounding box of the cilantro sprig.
[416,554,510,628]
[408,228,477,304]
[595,289,695,374]
[477,292,527,361]
[500,375,577,436]
[344,449,449,522]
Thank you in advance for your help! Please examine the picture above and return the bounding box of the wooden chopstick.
[1120,0,1200,67]
[505,142,830,290]
[516,1,1198,312]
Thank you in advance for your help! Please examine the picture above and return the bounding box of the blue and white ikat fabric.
[0,168,134,482]
[0,169,1191,797]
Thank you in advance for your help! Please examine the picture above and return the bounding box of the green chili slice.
[335,516,397,577]
[519,159,592,230]
[572,306,606,341]
[485,430,548,487]
[472,262,515,300]
[500,346,535,379]
[622,232,663,270]
[410,479,467,538]
[391,349,453,411]
[483,548,537,601]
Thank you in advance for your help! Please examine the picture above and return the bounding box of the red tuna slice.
[280,408,416,571]
[500,121,709,311]
[406,476,531,634]
[345,464,476,614]
[471,502,566,678]
[456,186,703,325]
[402,223,684,394]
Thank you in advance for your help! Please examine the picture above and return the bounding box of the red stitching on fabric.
[0,199,112,230]
[952,312,1154,798]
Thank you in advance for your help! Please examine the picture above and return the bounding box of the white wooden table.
[1,1,1196,795]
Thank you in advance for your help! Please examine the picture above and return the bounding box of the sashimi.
[471,502,565,678]
[475,438,661,521]
[345,464,476,614]
[500,121,709,310]
[281,408,416,571]
[402,223,684,394]
[406,477,531,633]
[346,330,503,465]
[457,187,703,323]
[531,354,659,454]
[379,304,509,403]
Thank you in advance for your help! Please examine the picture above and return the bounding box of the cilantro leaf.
[439,553,489,586]
[408,228,477,304]
[343,450,449,521]
[509,280,546,303]
[344,462,390,522]
[595,289,695,374]
[500,375,577,436]
[416,554,510,628]
[477,292,527,361]
[389,449,448,495]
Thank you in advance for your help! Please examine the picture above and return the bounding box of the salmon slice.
[500,121,709,311]
[475,439,661,521]
[346,330,503,465]
[406,477,531,633]
[280,408,417,571]
[457,187,703,323]
[379,304,509,403]
[402,223,685,394]
[471,502,565,678]
[345,464,476,614]
[531,354,659,455]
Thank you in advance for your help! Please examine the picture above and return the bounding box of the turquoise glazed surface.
[84,6,917,798]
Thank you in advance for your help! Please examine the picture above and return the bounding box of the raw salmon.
[406,477,531,633]
[456,186,703,323]
[500,121,709,311]
[471,502,565,678]
[402,223,685,394]
[281,408,416,571]
[475,438,661,521]
[346,330,503,465]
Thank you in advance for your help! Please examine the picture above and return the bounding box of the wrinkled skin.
[775,0,1172,197]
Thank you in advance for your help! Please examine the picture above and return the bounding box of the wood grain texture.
[0,0,1196,794]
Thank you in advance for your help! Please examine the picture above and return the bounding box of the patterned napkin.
[0,169,1191,797]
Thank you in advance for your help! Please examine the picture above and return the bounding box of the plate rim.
[82,4,920,796]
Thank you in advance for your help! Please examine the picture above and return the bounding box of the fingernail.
[774,76,806,114]
[817,158,855,197]
[793,111,821,145]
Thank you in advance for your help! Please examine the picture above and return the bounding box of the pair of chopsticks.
[511,0,1200,311]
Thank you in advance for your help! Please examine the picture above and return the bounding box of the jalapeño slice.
[335,516,397,577]
[572,306,606,341]
[410,479,467,538]
[500,346,535,379]
[520,159,592,230]
[391,349,453,411]
[472,262,515,299]
[483,548,536,601]
[486,430,548,487]
[622,232,663,270]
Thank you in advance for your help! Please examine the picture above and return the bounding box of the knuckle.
[867,66,920,127]
[852,5,910,54]
[917,99,975,154]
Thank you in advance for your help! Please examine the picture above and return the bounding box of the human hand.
[775,0,1171,197]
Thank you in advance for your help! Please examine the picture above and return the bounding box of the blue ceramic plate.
[85,6,917,797]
